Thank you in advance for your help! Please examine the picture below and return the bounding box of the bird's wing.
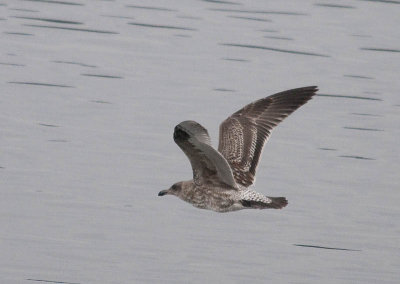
[218,86,318,187]
[174,120,238,189]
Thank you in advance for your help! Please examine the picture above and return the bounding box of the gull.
[158,86,318,212]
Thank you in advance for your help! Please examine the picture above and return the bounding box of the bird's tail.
[240,196,288,209]
[267,197,288,209]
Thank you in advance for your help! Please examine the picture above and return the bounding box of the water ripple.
[8,81,74,88]
[13,16,83,25]
[358,0,400,4]
[53,60,96,68]
[209,8,307,15]
[351,113,382,117]
[213,88,235,92]
[344,74,374,79]
[315,3,355,8]
[294,244,361,251]
[128,22,197,31]
[0,62,25,66]
[343,126,383,131]
[221,43,330,57]
[9,8,39,12]
[38,123,59,127]
[27,279,81,284]
[339,155,375,160]
[361,47,400,53]
[228,15,272,22]
[125,5,177,12]
[81,74,123,79]
[21,0,84,6]
[24,24,118,34]
[264,35,293,41]
[221,57,249,62]
[317,93,382,101]
[4,32,33,36]
[202,0,241,4]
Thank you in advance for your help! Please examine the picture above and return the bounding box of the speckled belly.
[180,187,242,212]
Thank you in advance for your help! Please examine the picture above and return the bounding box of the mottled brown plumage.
[218,86,318,187]
[159,86,318,212]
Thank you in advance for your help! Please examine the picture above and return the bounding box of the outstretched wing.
[174,120,238,189]
[218,86,318,187]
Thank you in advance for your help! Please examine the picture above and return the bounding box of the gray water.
[1,0,399,283]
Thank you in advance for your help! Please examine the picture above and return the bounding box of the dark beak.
[158,189,169,196]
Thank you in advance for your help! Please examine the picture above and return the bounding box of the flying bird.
[158,86,318,212]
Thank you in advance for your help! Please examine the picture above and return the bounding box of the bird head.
[158,182,183,197]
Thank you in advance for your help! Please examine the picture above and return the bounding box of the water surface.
[1,0,399,283]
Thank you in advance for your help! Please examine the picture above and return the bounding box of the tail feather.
[268,197,288,209]
[240,196,288,209]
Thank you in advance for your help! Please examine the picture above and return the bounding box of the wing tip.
[305,85,319,95]
[174,120,211,145]
[173,124,190,142]
[269,85,319,105]
[289,85,319,95]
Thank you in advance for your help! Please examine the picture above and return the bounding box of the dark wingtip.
[292,85,318,94]
[173,125,190,142]
[308,85,319,95]
[267,86,319,105]
[304,86,319,98]
[293,85,319,97]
